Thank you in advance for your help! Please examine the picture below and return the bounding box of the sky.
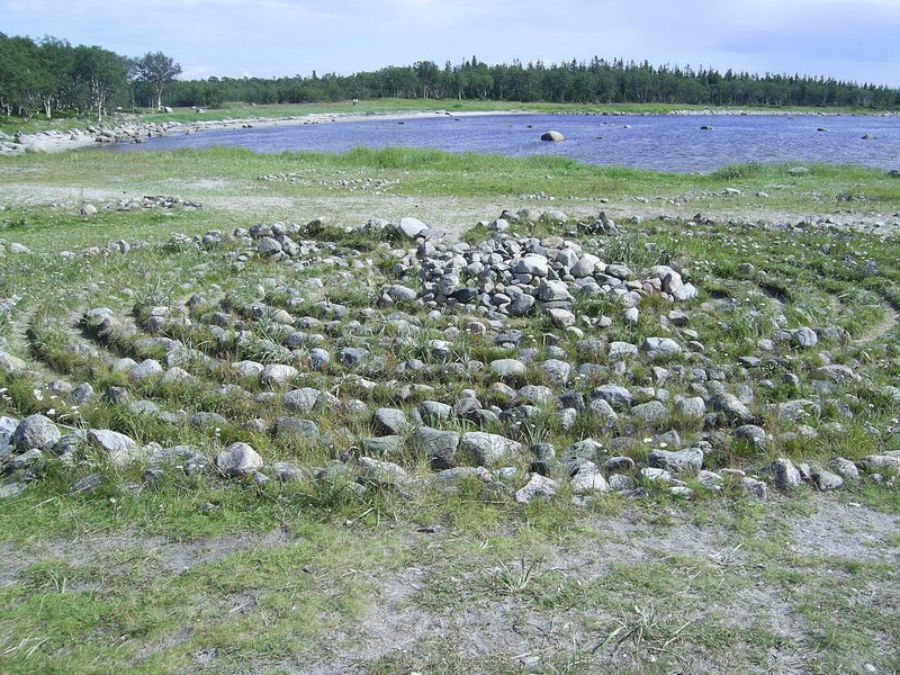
[2,0,899,86]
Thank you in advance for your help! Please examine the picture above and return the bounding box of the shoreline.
[0,109,526,156]
[2,105,897,157]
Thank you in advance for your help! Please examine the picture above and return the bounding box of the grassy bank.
[1,146,898,251]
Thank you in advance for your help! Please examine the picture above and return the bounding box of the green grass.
[0,139,898,672]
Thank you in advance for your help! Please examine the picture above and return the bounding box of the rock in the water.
[540,130,565,142]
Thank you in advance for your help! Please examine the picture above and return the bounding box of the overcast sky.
[3,0,898,86]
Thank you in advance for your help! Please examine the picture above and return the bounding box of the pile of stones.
[1,210,898,505]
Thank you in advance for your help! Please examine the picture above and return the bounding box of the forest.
[2,32,898,121]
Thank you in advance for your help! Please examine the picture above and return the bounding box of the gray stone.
[461,432,523,466]
[87,429,137,466]
[630,401,667,425]
[675,397,706,420]
[412,427,460,469]
[740,477,768,500]
[734,424,767,450]
[397,217,428,239]
[640,467,676,484]
[709,393,754,424]
[515,473,559,503]
[282,387,320,413]
[70,474,103,494]
[648,446,703,475]
[602,456,635,472]
[571,254,601,277]
[338,347,370,367]
[608,341,638,359]
[570,463,610,494]
[793,327,818,348]
[66,383,95,406]
[828,457,860,482]
[608,474,635,491]
[592,384,633,409]
[357,456,409,487]
[812,466,844,490]
[641,337,682,359]
[260,363,298,387]
[0,350,26,374]
[513,254,550,277]
[373,408,410,436]
[216,442,263,477]
[0,482,26,499]
[770,458,802,489]
[272,461,306,482]
[129,359,163,382]
[274,417,320,440]
[540,130,565,142]
[538,359,571,387]
[490,359,526,378]
[12,415,60,452]
[362,435,405,456]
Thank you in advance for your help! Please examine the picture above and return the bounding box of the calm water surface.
[105,113,900,173]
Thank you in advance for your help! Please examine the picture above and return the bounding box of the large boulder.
[461,432,523,466]
[516,474,559,502]
[216,442,263,477]
[87,429,137,466]
[397,217,428,239]
[0,350,26,374]
[648,446,703,475]
[412,427,460,469]
[540,130,565,142]
[12,415,60,452]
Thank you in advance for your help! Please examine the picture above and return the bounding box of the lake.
[105,113,900,173]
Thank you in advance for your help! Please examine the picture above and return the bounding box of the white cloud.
[1,0,897,85]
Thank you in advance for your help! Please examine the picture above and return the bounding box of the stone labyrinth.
[1,209,898,502]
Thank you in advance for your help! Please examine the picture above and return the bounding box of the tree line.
[0,33,180,121]
[2,33,898,122]
[172,58,900,110]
